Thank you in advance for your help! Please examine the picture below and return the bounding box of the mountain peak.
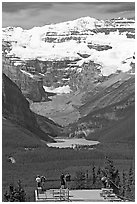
[76,16,97,21]
[74,16,98,26]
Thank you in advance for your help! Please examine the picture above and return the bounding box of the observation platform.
[35,188,122,202]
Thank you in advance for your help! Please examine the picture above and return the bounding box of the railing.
[50,188,70,201]
[37,178,94,190]
[117,195,134,202]
[35,187,70,202]
[106,180,133,202]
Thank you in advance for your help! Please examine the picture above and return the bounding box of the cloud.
[2,2,53,13]
[105,2,135,13]
[2,2,135,29]
[3,2,135,13]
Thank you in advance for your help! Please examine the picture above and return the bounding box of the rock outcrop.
[2,56,48,102]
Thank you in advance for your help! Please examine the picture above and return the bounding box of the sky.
[2,2,135,29]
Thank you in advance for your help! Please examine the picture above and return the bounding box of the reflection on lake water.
[47,138,99,148]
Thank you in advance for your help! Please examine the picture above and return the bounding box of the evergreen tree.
[92,163,96,185]
[128,166,134,186]
[97,166,101,178]
[96,166,102,188]
[114,169,121,187]
[104,156,116,182]
[126,166,135,201]
[121,170,127,197]
[104,157,121,185]
[74,170,86,189]
[103,157,121,194]
[85,170,89,189]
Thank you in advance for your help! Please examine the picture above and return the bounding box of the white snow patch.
[13,62,22,66]
[43,85,72,94]
[20,69,34,78]
[77,32,135,76]
[77,68,83,73]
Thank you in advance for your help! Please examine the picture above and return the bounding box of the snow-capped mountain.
[2,16,135,97]
[2,16,98,39]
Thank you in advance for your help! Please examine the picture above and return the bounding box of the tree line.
[73,157,134,201]
[3,157,134,201]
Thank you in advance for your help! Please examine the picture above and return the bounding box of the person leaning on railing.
[41,176,46,191]
[60,173,65,189]
[36,175,41,188]
[65,173,71,189]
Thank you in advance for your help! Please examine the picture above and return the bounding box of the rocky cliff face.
[2,56,48,102]
[2,73,54,142]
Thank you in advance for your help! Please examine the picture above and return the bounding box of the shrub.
[4,180,26,202]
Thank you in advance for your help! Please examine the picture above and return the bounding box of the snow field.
[3,17,135,76]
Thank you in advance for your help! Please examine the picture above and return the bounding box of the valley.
[2,16,135,201]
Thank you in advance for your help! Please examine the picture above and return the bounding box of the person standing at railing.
[101,176,108,188]
[41,176,46,191]
[36,175,41,188]
[60,173,65,189]
[65,173,71,189]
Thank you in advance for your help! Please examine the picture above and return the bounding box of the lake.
[47,138,99,148]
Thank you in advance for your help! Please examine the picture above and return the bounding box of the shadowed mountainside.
[2,73,55,142]
[35,113,63,137]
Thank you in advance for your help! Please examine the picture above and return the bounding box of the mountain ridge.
[2,16,135,80]
[2,16,135,31]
